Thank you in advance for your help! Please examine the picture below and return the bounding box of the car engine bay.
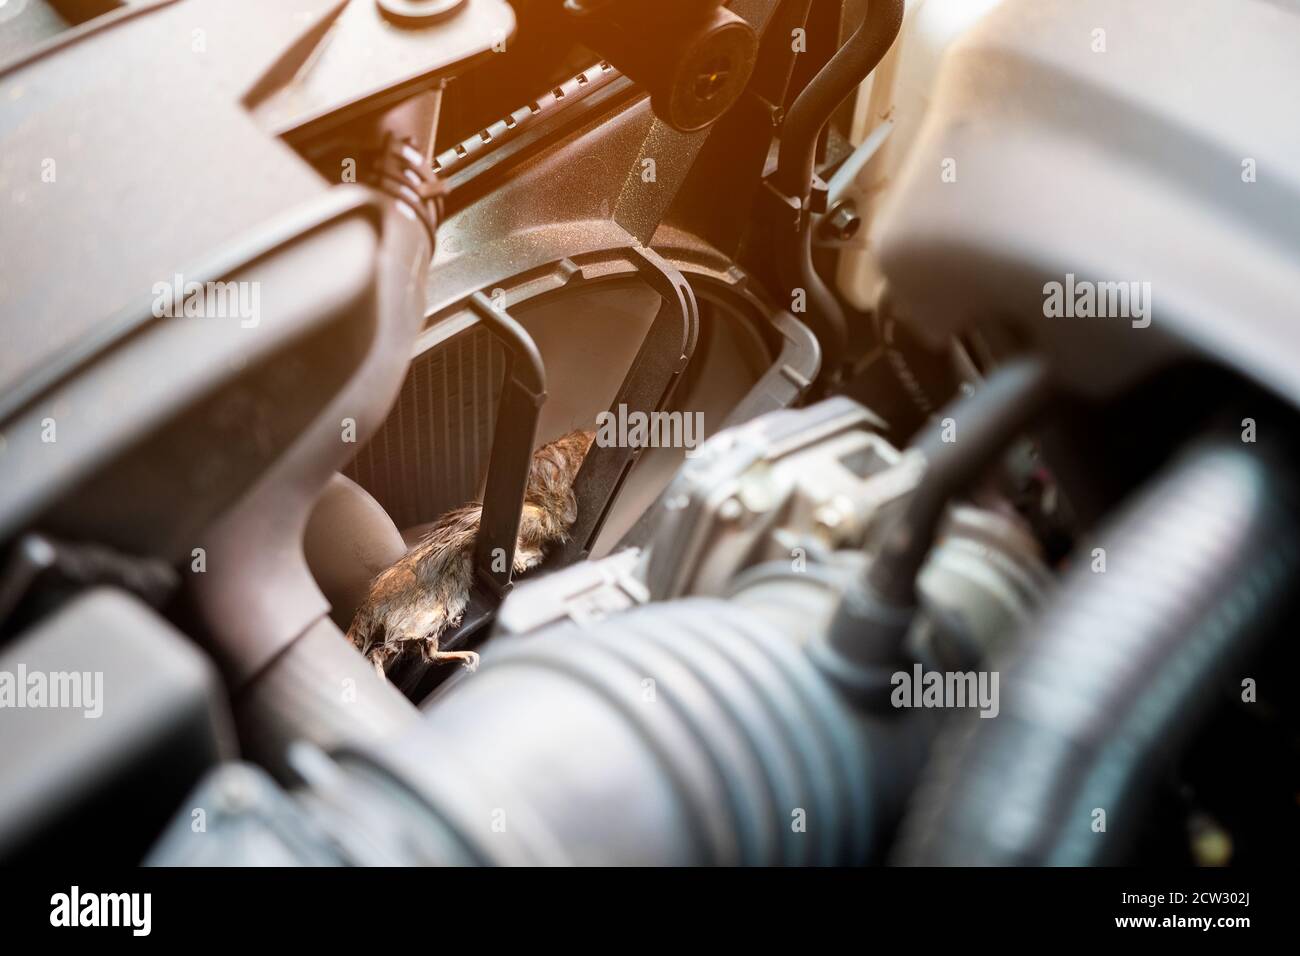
[1,0,1298,869]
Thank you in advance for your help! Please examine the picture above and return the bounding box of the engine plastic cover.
[873,0,1300,405]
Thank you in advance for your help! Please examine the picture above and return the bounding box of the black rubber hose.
[772,0,905,199]
[791,225,850,373]
[815,357,1052,690]
[896,439,1300,865]
[771,0,905,371]
[870,356,1053,606]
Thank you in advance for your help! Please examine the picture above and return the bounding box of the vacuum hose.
[771,0,905,370]
[773,0,905,199]
[815,357,1052,695]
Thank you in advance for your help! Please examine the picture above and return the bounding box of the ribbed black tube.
[338,598,875,865]
[896,439,1300,865]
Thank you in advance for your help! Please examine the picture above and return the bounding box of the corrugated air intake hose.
[895,438,1300,865]
[330,598,875,865]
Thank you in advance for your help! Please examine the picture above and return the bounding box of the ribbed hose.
[896,439,1300,865]
[334,599,875,865]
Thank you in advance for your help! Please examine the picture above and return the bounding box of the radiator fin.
[344,326,506,532]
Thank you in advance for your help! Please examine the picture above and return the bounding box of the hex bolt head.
[822,200,862,242]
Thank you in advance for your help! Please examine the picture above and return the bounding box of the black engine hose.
[870,356,1053,606]
[771,0,905,372]
[816,357,1052,690]
[788,226,851,376]
[772,0,905,200]
[896,438,1300,865]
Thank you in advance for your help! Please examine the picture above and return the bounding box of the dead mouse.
[346,429,596,676]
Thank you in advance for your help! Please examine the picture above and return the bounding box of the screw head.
[694,56,733,102]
